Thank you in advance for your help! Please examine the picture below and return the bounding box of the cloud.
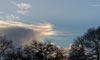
[16,3,31,10]
[5,14,19,20]
[88,5,100,7]
[16,10,30,15]
[0,20,54,46]
[47,31,76,39]
[53,31,76,36]
[33,23,55,36]
[11,2,32,15]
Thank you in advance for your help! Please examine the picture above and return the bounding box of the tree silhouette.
[23,41,68,60]
[74,27,100,60]
[0,38,68,60]
[68,43,86,60]
[0,36,12,60]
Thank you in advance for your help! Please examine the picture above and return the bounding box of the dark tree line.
[0,36,68,60]
[69,27,100,60]
[0,26,100,60]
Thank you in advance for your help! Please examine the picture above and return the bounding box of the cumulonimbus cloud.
[0,20,55,47]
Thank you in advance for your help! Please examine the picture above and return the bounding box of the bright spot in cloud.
[34,23,55,36]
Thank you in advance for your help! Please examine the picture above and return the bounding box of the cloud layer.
[0,20,54,47]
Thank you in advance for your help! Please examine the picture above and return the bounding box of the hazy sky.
[0,0,100,47]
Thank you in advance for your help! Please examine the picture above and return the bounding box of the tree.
[69,43,86,60]
[74,27,100,60]
[0,40,68,60]
[23,41,68,60]
[0,36,12,59]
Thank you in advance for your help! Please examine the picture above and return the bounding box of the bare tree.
[74,27,100,60]
[2,40,68,60]
[0,36,12,59]
[68,43,86,60]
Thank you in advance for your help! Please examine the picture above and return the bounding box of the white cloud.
[0,20,55,46]
[16,10,30,15]
[88,5,100,7]
[33,23,55,36]
[16,3,31,10]
[0,21,54,36]
[11,2,32,15]
[5,14,19,20]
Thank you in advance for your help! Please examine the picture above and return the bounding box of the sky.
[0,0,100,47]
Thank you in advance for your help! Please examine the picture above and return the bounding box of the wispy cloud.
[53,31,76,36]
[33,23,55,36]
[5,14,19,20]
[45,31,76,40]
[16,3,31,10]
[16,10,30,15]
[88,5,100,7]
[13,2,32,15]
